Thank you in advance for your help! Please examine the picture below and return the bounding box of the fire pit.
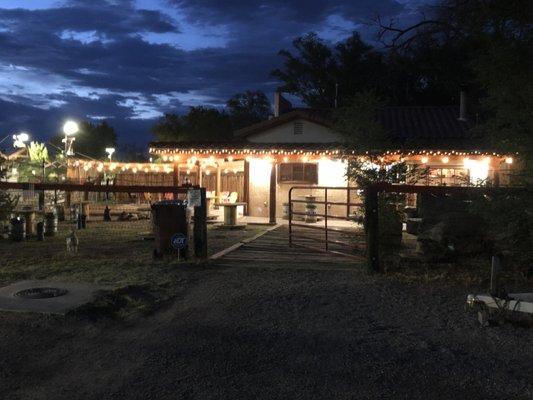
[14,287,68,299]
[0,280,103,314]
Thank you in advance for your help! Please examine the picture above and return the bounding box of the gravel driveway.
[0,264,531,399]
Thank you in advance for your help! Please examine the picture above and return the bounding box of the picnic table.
[214,202,246,227]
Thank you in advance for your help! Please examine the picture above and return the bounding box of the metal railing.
[288,186,365,260]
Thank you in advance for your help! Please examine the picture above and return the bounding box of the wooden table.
[214,202,247,227]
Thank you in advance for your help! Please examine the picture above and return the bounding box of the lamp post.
[12,132,29,149]
[62,120,79,157]
[105,147,115,162]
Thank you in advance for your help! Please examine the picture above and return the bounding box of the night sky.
[0,0,426,146]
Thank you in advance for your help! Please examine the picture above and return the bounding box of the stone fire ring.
[0,280,105,315]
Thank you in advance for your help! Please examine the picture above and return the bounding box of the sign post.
[171,232,188,261]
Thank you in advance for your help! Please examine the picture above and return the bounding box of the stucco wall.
[247,157,353,219]
[246,119,342,143]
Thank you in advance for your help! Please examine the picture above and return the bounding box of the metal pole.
[490,255,502,296]
[288,187,293,246]
[365,185,380,272]
[324,188,328,252]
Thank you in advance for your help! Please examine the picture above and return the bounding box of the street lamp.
[62,120,78,156]
[12,132,30,148]
[105,147,115,161]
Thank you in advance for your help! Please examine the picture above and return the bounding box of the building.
[144,92,515,223]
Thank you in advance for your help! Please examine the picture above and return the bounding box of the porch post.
[216,163,221,200]
[173,162,179,200]
[269,162,276,224]
[197,162,203,187]
[243,160,250,216]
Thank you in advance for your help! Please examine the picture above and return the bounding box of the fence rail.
[0,181,198,194]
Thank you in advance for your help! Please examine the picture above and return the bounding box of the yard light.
[63,120,79,136]
[105,147,115,161]
[62,120,78,157]
[12,132,30,148]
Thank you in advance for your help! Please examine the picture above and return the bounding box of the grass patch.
[0,219,268,318]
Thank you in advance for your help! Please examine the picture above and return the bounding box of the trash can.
[45,212,58,236]
[36,221,45,241]
[10,217,26,242]
[151,200,189,258]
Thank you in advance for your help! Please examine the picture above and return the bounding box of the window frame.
[278,162,318,184]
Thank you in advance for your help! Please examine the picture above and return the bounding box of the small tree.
[17,141,51,182]
[0,158,17,223]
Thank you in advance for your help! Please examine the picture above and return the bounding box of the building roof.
[377,106,476,148]
[150,105,482,153]
[149,141,343,153]
[232,105,477,149]
[234,108,332,138]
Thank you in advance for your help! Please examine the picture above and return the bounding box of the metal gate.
[288,186,365,260]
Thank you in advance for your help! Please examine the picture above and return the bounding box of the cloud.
[0,0,414,145]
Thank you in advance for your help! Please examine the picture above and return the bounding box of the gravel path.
[0,263,531,400]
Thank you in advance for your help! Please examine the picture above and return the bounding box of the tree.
[0,158,17,222]
[51,121,117,159]
[226,90,271,130]
[271,33,339,108]
[376,0,533,179]
[183,107,233,142]
[152,107,233,142]
[17,141,50,182]
[334,91,391,151]
[271,30,471,108]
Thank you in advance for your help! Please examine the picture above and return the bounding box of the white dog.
[66,230,79,253]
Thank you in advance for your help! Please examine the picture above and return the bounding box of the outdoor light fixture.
[421,156,428,164]
[505,157,513,164]
[63,120,79,136]
[105,147,115,161]
[12,132,30,148]
[441,156,449,163]
[62,120,79,157]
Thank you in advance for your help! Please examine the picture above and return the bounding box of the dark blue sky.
[0,0,427,146]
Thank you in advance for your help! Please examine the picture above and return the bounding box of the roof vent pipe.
[458,90,467,121]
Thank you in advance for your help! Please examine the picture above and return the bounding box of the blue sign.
[171,233,188,250]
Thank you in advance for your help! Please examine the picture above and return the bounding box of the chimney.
[274,91,292,117]
[458,90,467,121]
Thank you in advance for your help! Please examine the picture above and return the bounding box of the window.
[293,121,303,135]
[279,163,318,184]
[427,168,469,186]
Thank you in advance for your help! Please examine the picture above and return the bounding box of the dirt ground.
[0,262,531,400]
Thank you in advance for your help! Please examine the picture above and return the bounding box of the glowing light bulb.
[441,156,449,164]
[505,157,513,164]
[421,156,428,164]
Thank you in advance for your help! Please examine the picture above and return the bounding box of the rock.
[117,211,129,221]
[127,213,139,221]
[406,218,422,235]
